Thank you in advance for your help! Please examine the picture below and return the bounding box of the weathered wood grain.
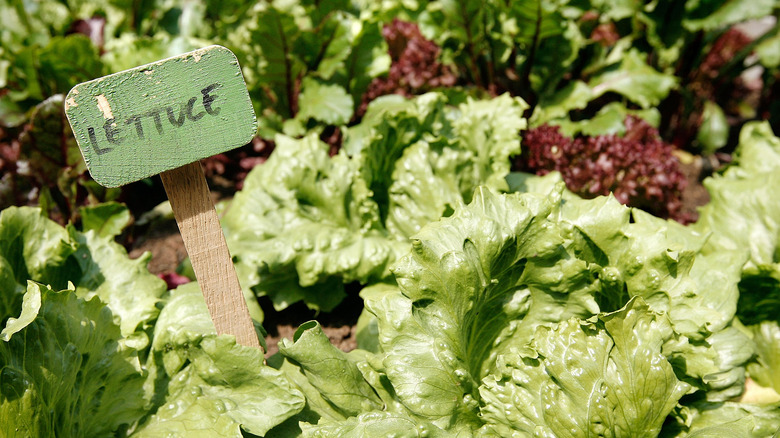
[65,45,256,187]
[160,161,261,348]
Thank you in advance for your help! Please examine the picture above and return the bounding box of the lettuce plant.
[4,0,780,230]
[519,115,690,222]
[234,119,780,436]
[222,92,528,312]
[267,182,778,436]
[0,207,305,436]
[357,19,456,117]
[0,206,162,435]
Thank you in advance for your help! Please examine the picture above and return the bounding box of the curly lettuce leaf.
[301,412,449,438]
[273,318,456,437]
[0,283,147,437]
[511,172,743,341]
[387,184,595,377]
[347,92,527,223]
[0,280,41,342]
[747,321,780,398]
[512,172,750,397]
[479,298,689,437]
[265,352,355,436]
[352,92,527,225]
[364,187,728,432]
[0,206,166,337]
[296,77,354,126]
[134,335,305,437]
[78,201,132,238]
[223,133,406,312]
[696,122,780,272]
[347,92,452,227]
[275,184,571,434]
[663,401,780,438]
[0,207,75,295]
[278,321,382,418]
[447,94,528,194]
[149,281,219,376]
[0,206,307,436]
[669,324,757,402]
[69,227,165,337]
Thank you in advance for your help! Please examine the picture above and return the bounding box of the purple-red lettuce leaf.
[518,115,689,222]
[357,19,455,116]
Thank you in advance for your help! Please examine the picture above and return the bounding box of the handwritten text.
[87,83,222,155]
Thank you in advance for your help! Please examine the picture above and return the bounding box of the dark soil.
[128,157,711,357]
[128,220,185,274]
[258,292,364,357]
[677,153,711,220]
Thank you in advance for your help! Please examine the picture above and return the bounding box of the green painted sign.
[65,45,257,187]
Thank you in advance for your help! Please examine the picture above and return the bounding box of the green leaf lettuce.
[0,283,147,437]
[223,92,528,312]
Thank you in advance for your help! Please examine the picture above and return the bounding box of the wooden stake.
[160,160,260,348]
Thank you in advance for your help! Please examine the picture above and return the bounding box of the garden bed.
[3,1,780,436]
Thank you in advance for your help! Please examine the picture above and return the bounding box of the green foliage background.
[1,1,780,436]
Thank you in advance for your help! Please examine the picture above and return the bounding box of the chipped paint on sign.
[64,88,79,110]
[95,95,114,119]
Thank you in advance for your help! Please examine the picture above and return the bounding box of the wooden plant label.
[65,45,256,188]
[65,45,261,349]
